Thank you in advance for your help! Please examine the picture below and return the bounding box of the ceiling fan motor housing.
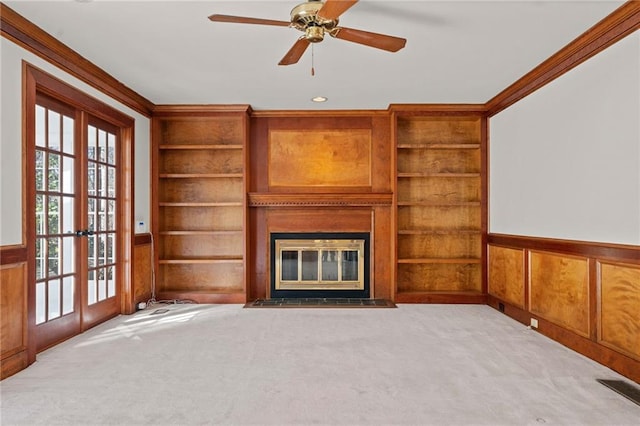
[291,0,339,42]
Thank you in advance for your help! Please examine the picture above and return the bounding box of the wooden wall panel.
[488,245,525,309]
[269,129,371,187]
[133,243,152,308]
[1,261,29,379]
[529,251,590,337]
[397,263,481,293]
[598,262,640,361]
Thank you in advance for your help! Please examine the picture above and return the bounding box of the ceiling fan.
[209,0,407,66]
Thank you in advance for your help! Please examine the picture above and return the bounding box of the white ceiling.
[5,0,625,110]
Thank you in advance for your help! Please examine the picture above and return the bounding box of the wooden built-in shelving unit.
[153,108,250,303]
[394,114,484,302]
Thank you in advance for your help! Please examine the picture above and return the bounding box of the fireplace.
[270,232,370,298]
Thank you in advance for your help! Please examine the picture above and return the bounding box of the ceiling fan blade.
[317,0,359,21]
[278,38,311,66]
[208,14,290,27]
[332,26,406,52]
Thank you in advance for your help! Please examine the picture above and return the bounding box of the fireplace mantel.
[248,193,393,207]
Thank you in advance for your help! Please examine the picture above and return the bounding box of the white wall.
[0,38,151,246]
[490,31,640,246]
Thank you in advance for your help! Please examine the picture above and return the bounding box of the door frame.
[23,63,135,362]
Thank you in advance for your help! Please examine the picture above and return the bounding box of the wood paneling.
[598,262,640,360]
[396,116,482,144]
[159,206,243,232]
[397,263,481,293]
[530,251,590,337]
[133,242,152,308]
[488,234,640,384]
[488,245,525,309]
[153,108,250,302]
[1,261,28,379]
[269,129,371,187]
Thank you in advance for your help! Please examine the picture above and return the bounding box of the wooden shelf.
[155,114,247,299]
[159,256,243,264]
[397,201,481,207]
[159,144,243,150]
[159,202,243,207]
[159,230,242,236]
[398,258,481,264]
[397,144,480,149]
[159,173,243,179]
[395,114,483,297]
[397,172,480,178]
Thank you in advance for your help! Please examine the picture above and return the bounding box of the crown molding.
[0,3,154,117]
[486,1,640,117]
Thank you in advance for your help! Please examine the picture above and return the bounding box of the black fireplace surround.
[270,232,370,299]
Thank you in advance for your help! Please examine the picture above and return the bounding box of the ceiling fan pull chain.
[311,43,315,76]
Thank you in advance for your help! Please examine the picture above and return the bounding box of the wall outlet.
[530,318,539,329]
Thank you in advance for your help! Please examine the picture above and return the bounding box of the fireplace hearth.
[270,232,370,299]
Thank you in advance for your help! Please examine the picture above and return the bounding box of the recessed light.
[311,96,328,103]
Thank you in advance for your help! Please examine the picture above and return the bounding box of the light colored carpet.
[1,304,638,425]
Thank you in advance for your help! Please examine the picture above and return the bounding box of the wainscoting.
[0,245,29,379]
[487,234,640,382]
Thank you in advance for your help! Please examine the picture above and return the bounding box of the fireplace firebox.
[270,233,370,298]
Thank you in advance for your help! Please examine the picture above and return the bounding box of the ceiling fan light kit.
[209,0,406,66]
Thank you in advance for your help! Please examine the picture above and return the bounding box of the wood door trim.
[0,4,153,117]
[486,1,640,116]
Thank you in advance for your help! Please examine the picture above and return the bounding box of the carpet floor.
[1,304,639,425]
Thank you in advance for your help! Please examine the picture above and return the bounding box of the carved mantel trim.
[248,193,393,207]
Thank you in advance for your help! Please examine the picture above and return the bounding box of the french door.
[33,94,121,351]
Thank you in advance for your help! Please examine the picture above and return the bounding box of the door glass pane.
[88,234,96,268]
[107,200,115,230]
[35,238,45,280]
[35,150,45,190]
[87,162,96,196]
[107,266,115,298]
[107,133,116,165]
[98,129,107,162]
[48,110,61,151]
[62,276,74,315]
[87,125,97,160]
[62,156,74,194]
[98,233,107,266]
[35,105,46,147]
[48,153,60,191]
[62,115,74,155]
[87,198,95,231]
[322,250,339,281]
[99,164,108,197]
[62,236,75,273]
[98,268,106,301]
[301,251,318,281]
[47,279,61,320]
[35,283,46,325]
[48,196,60,235]
[47,237,60,277]
[88,270,97,305]
[36,194,45,235]
[107,166,116,198]
[98,199,107,231]
[107,233,115,264]
[62,196,74,235]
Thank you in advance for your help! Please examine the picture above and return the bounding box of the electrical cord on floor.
[139,233,195,310]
